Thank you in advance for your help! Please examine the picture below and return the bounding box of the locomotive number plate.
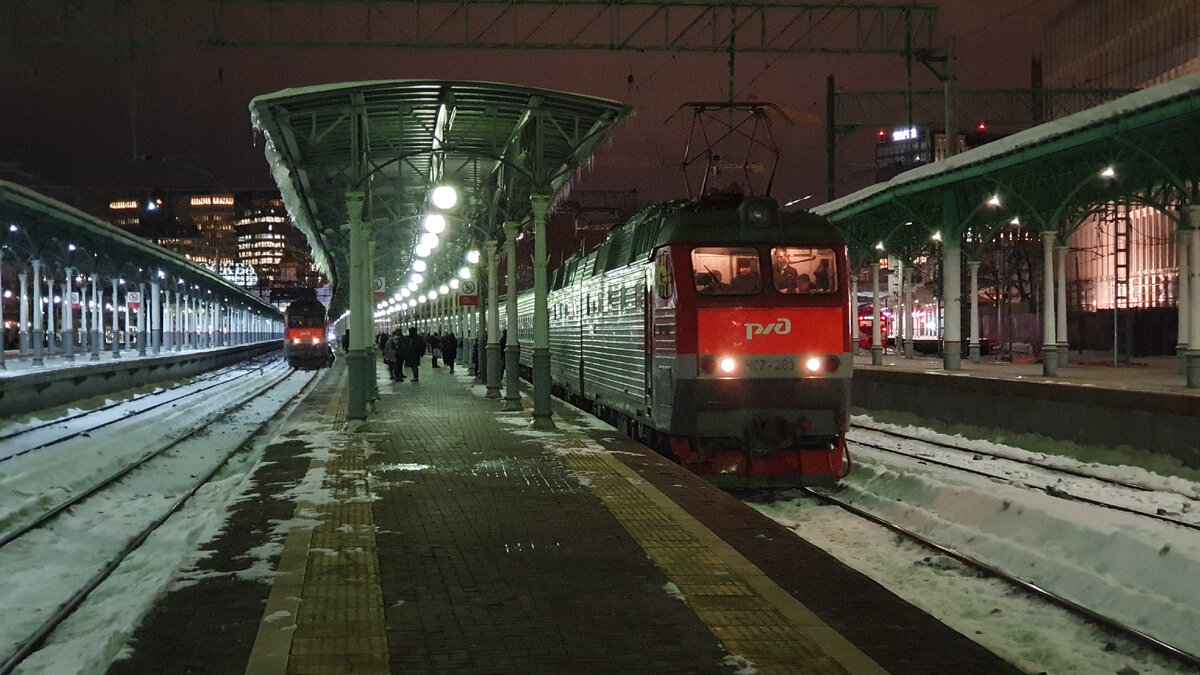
[745,357,796,371]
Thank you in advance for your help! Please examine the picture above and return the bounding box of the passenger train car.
[509,192,852,488]
[283,298,333,369]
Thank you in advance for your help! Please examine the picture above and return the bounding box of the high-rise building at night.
[104,189,326,307]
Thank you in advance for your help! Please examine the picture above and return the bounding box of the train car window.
[691,247,760,295]
[770,247,838,294]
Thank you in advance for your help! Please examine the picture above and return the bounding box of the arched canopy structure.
[813,71,1200,377]
[249,80,632,318]
[0,180,278,317]
[815,71,1200,251]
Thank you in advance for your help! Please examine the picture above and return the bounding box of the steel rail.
[0,357,270,444]
[847,434,1200,532]
[0,363,295,548]
[0,368,321,675]
[0,356,284,463]
[799,486,1200,671]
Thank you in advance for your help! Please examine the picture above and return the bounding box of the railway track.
[0,354,281,460]
[849,420,1200,531]
[794,484,1200,671]
[0,364,320,674]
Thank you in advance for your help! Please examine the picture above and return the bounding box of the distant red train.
[857,305,890,349]
[509,193,853,488]
[283,298,333,369]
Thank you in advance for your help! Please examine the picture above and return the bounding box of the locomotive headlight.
[311,337,322,345]
[719,357,737,374]
[805,356,824,373]
[292,338,301,345]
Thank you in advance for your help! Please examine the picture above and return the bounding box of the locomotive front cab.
[656,199,853,487]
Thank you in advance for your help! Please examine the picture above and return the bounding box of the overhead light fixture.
[457,266,471,280]
[466,250,480,264]
[415,245,432,258]
[431,185,457,210]
[420,232,440,249]
[423,214,446,234]
[413,259,427,273]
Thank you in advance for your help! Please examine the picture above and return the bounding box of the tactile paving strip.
[247,369,390,675]
[558,449,878,674]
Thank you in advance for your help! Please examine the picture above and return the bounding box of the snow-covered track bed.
[0,363,318,674]
[850,420,1200,531]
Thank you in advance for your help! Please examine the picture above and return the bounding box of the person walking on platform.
[430,331,442,367]
[404,326,426,382]
[384,329,406,381]
[498,328,507,377]
[441,331,459,373]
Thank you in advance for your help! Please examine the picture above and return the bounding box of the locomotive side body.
[283,298,332,369]
[515,194,852,488]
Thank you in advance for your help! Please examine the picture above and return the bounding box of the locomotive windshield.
[769,247,837,294]
[287,315,325,328]
[692,246,838,295]
[692,247,761,295]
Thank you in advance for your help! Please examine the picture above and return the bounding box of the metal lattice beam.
[3,1,936,55]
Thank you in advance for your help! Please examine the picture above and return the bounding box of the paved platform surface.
[103,354,1024,674]
[855,348,1192,395]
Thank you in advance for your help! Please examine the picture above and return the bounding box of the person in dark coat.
[441,331,459,373]
[404,326,427,382]
[384,329,405,381]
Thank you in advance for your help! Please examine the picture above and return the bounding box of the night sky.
[1,1,1074,219]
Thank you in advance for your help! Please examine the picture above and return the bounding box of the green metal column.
[530,194,555,430]
[367,239,379,404]
[1055,244,1069,368]
[1187,211,1200,388]
[485,239,502,399]
[1040,230,1058,377]
[968,260,981,363]
[346,191,369,421]
[502,220,523,411]
[941,195,962,371]
[870,258,882,365]
[1177,224,1190,375]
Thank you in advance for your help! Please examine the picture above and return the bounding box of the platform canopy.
[815,70,1200,261]
[250,80,631,317]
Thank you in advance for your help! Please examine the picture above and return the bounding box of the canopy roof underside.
[250,80,631,317]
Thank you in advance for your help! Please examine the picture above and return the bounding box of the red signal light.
[877,128,887,138]
[977,121,988,131]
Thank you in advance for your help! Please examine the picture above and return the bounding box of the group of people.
[379,327,460,382]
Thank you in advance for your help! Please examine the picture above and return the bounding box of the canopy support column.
[941,199,962,370]
[63,267,75,361]
[530,194,555,430]
[1187,209,1200,388]
[870,258,882,365]
[31,259,43,366]
[1056,244,1069,368]
[485,239,502,399]
[1040,231,1058,376]
[968,260,981,363]
[346,191,370,421]
[1177,224,1190,375]
[503,220,523,411]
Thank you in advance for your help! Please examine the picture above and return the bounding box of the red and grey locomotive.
[283,298,333,369]
[511,192,852,488]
